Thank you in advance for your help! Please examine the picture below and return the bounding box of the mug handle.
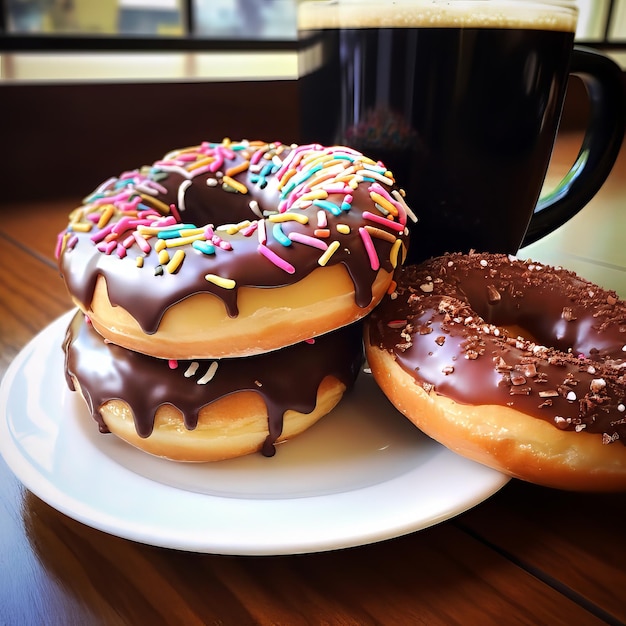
[522,46,625,246]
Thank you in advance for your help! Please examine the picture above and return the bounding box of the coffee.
[298,1,582,262]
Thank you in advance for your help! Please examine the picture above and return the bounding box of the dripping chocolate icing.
[57,141,410,334]
[63,312,364,457]
[368,253,626,444]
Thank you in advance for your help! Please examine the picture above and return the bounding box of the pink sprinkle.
[122,234,135,248]
[241,222,258,237]
[250,148,266,165]
[178,153,197,162]
[288,231,328,250]
[112,216,134,234]
[67,234,78,250]
[87,213,101,223]
[168,359,178,369]
[189,164,212,179]
[362,211,405,232]
[97,240,117,255]
[257,244,295,274]
[55,232,65,258]
[92,190,133,206]
[155,216,178,228]
[209,155,224,172]
[133,232,151,253]
[204,225,214,239]
[305,338,316,344]
[116,244,127,258]
[138,209,161,219]
[169,203,182,223]
[219,241,232,251]
[359,227,380,271]
[91,224,115,243]
[317,210,327,228]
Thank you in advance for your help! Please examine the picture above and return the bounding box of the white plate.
[0,311,509,555]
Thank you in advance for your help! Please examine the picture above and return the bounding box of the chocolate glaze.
[57,141,411,334]
[367,253,626,444]
[63,312,364,456]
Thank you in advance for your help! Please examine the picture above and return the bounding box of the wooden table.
[1,133,625,625]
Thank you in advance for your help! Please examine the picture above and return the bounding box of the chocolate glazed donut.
[64,312,364,460]
[365,253,626,491]
[56,140,413,359]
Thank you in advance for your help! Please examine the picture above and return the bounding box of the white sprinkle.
[197,361,219,385]
[618,404,625,412]
[566,391,577,402]
[184,361,199,378]
[480,259,488,267]
[249,200,263,219]
[177,179,192,212]
[206,178,218,187]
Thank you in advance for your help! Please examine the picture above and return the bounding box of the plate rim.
[0,310,509,555]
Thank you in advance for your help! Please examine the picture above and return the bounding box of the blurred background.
[1,0,624,45]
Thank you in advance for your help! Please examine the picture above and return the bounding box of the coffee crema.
[298,0,577,33]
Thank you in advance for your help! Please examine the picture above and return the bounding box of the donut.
[364,253,626,491]
[56,139,413,359]
[63,311,364,461]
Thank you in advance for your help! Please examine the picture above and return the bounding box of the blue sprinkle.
[192,240,216,255]
[313,199,342,216]
[272,223,292,247]
[341,201,352,212]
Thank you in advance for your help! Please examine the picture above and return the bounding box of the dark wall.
[0,80,300,202]
[0,75,594,203]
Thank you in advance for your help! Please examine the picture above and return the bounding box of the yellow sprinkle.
[303,153,334,169]
[225,160,250,177]
[370,191,399,216]
[390,239,403,269]
[140,193,171,215]
[222,175,248,194]
[318,240,341,266]
[277,167,297,191]
[60,232,71,256]
[268,213,309,225]
[165,233,206,247]
[205,274,236,289]
[336,224,351,235]
[70,221,93,233]
[217,220,251,235]
[155,239,167,253]
[187,157,214,171]
[166,249,185,273]
[97,204,116,229]
[136,256,144,268]
[158,249,170,265]
[299,189,328,202]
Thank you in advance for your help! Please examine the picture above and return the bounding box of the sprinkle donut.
[64,312,364,461]
[365,253,626,491]
[57,140,413,359]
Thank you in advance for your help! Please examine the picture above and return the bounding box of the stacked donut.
[57,139,412,461]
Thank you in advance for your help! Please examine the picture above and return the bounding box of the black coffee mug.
[298,1,625,264]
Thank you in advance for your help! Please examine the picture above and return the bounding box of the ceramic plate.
[0,311,509,555]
